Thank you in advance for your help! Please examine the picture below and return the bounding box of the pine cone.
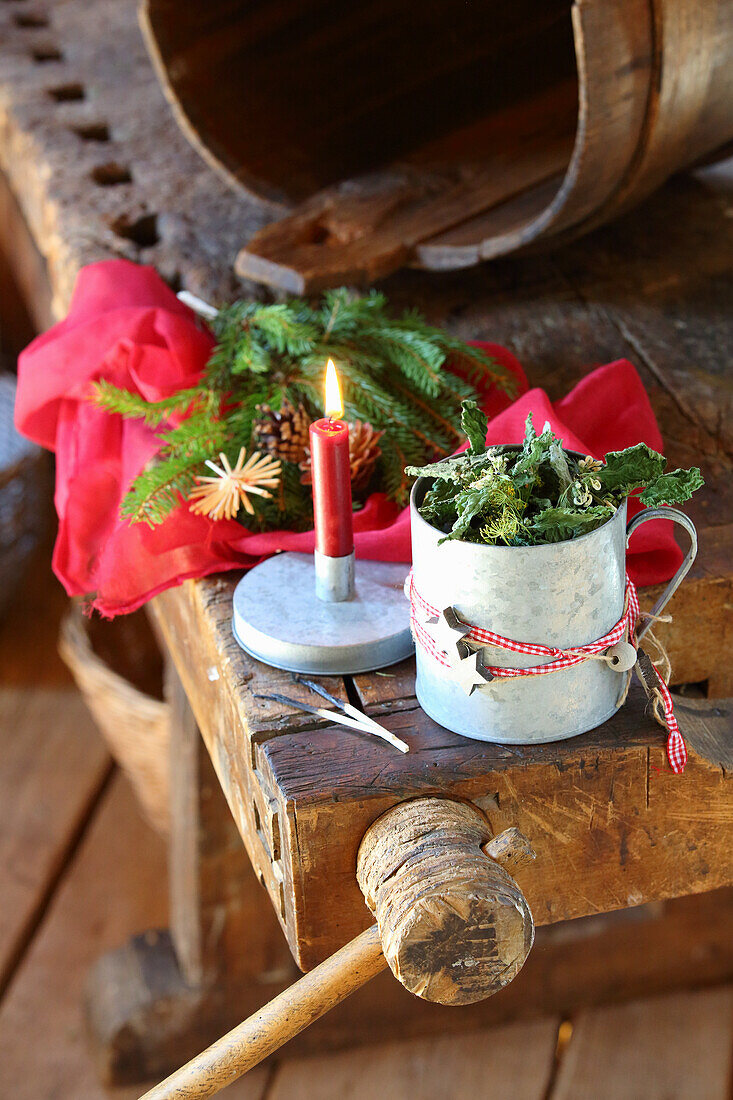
[300,419,384,494]
[252,399,311,465]
[349,420,385,492]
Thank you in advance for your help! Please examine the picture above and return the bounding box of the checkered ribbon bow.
[408,572,687,773]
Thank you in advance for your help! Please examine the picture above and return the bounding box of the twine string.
[407,571,686,774]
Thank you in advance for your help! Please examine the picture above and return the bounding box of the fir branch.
[440,337,517,396]
[388,378,463,445]
[121,453,204,526]
[97,288,516,529]
[92,380,205,427]
[249,304,319,356]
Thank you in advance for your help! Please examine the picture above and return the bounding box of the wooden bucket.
[141,0,733,292]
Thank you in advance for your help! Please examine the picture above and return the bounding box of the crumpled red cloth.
[15,259,682,616]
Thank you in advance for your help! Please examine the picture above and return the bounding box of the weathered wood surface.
[3,2,728,688]
[87,666,733,1078]
[269,985,733,1100]
[0,532,72,689]
[552,986,733,1100]
[1,676,731,1096]
[164,662,296,996]
[0,689,111,993]
[82,647,733,1076]
[234,93,575,293]
[0,0,730,523]
[0,774,169,1100]
[137,795,535,1095]
[141,0,576,205]
[483,825,537,871]
[0,763,270,1100]
[267,1018,561,1100]
[2,0,732,1062]
[151,217,733,969]
[268,688,733,968]
[0,0,271,317]
[2,0,732,314]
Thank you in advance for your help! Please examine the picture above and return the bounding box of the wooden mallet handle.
[140,798,534,1099]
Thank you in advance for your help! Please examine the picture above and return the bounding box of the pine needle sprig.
[121,449,212,526]
[92,380,206,428]
[118,408,229,526]
[249,304,319,356]
[440,336,519,395]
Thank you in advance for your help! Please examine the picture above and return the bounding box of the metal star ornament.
[424,606,471,666]
[452,647,495,696]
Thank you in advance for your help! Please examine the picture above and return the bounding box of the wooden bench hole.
[110,212,159,247]
[13,11,48,26]
[269,808,281,863]
[31,45,62,62]
[47,82,84,102]
[72,122,110,142]
[672,679,710,699]
[91,162,132,186]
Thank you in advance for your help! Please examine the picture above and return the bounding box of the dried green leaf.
[597,443,666,495]
[438,483,497,543]
[405,456,471,483]
[461,400,488,455]
[548,439,573,492]
[639,467,704,506]
[419,479,459,528]
[529,504,615,543]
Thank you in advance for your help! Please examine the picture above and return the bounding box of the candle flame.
[324,358,343,419]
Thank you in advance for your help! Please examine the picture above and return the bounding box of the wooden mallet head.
[357,797,535,1006]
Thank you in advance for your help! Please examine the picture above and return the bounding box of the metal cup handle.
[626,507,698,643]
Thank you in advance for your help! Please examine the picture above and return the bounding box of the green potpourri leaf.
[460,400,488,455]
[639,467,704,506]
[596,443,665,495]
[529,504,615,543]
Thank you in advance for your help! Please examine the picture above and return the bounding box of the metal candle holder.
[232,550,414,675]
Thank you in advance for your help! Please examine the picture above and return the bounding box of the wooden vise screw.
[141,798,535,1099]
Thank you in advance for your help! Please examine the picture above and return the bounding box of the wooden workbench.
[1,0,732,1084]
[152,579,733,971]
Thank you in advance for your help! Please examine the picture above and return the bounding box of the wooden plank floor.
[0,554,732,1098]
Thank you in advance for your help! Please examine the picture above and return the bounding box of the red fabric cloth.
[15,259,682,616]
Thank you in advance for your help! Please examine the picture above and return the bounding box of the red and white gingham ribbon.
[408,571,687,773]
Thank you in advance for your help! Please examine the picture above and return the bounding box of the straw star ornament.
[188,448,281,521]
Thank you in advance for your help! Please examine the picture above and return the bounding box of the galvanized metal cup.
[410,465,697,744]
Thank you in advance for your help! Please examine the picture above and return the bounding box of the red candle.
[310,360,354,558]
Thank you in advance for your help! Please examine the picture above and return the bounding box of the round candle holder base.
[231,552,414,674]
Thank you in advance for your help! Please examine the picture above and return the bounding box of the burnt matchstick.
[294,675,407,749]
[256,691,409,753]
